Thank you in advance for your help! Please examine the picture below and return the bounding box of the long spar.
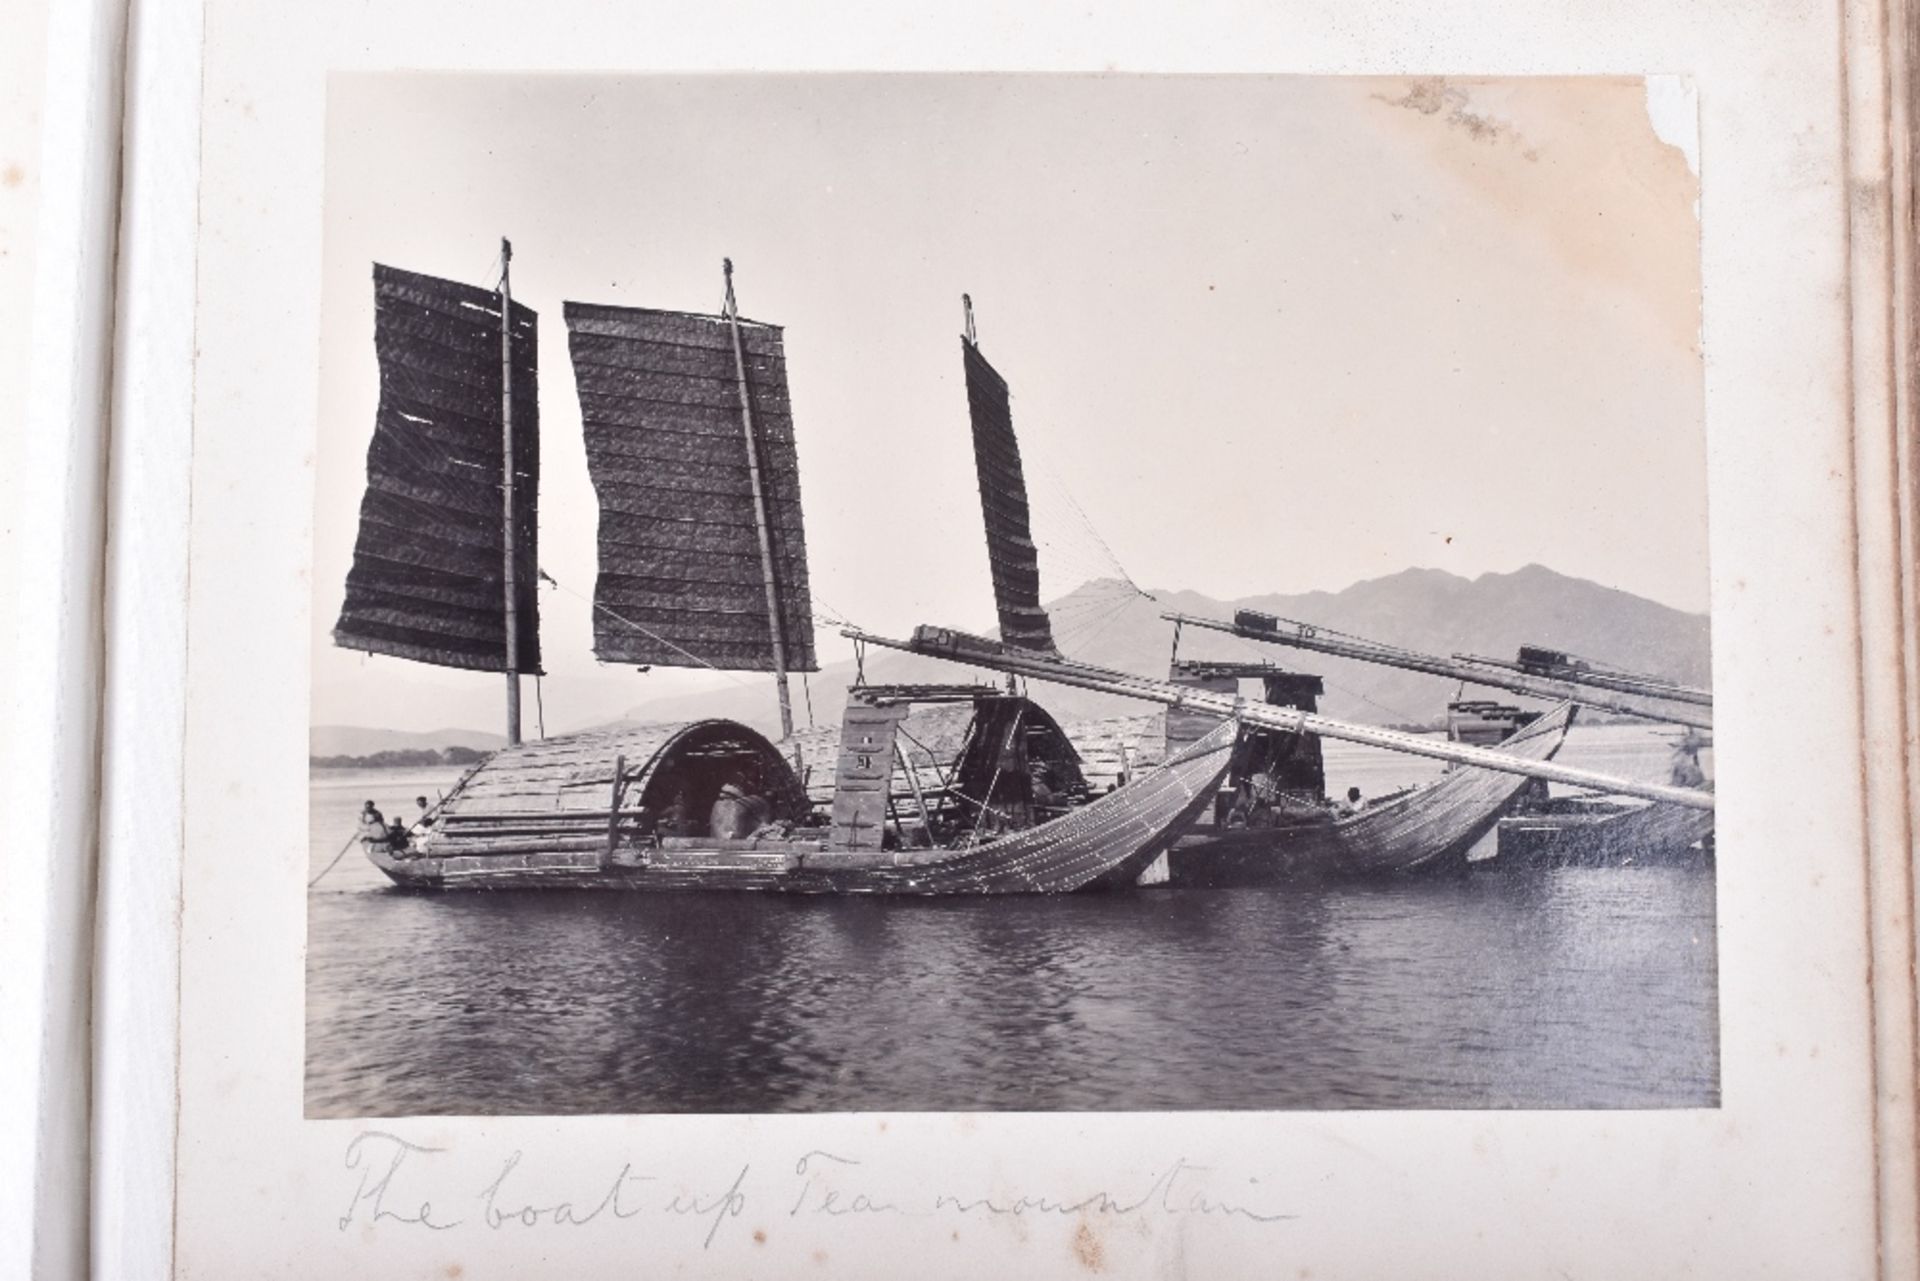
[846,627,1715,812]
[1163,611,1714,731]
[1451,649,1712,706]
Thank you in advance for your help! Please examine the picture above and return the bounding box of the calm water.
[305,727,1718,1116]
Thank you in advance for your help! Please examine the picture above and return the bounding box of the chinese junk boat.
[1492,725,1716,867]
[1150,662,1576,886]
[1493,795,1716,868]
[840,301,1708,883]
[335,249,1232,894]
[1155,610,1718,870]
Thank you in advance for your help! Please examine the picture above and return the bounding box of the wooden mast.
[499,238,522,746]
[723,258,795,740]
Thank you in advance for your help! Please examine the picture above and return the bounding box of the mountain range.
[309,724,507,759]
[596,563,1710,737]
[310,564,1710,753]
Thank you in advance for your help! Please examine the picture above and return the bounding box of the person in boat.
[357,801,388,846]
[1338,786,1367,816]
[410,795,432,833]
[1670,731,1709,790]
[1243,768,1280,828]
[385,816,411,853]
[656,786,699,838]
[1028,760,1057,813]
[709,783,771,840]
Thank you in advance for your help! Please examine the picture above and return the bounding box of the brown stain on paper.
[1071,1220,1106,1272]
[1371,75,1702,356]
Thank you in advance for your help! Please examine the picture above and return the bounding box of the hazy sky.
[314,74,1704,735]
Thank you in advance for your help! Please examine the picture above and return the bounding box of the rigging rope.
[541,570,761,692]
[1027,447,1153,601]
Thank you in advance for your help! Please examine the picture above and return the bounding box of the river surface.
[305,725,1718,1116]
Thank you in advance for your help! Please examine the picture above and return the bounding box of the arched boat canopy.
[629,720,812,832]
[422,720,810,855]
[949,694,1088,800]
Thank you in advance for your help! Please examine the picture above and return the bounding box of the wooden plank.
[603,754,627,870]
[829,704,904,850]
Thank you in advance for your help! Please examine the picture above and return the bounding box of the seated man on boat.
[1028,760,1059,815]
[653,787,700,838]
[1337,786,1367,817]
[357,801,386,843]
[709,783,773,840]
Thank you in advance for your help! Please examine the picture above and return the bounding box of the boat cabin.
[1446,700,1542,747]
[1164,659,1327,828]
[402,720,816,864]
[827,684,1090,851]
[405,686,1096,867]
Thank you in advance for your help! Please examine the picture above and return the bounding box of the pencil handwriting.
[334,1132,1295,1245]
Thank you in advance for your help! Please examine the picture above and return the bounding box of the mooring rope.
[308,830,360,889]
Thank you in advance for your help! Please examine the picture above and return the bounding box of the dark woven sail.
[333,263,540,673]
[962,339,1057,653]
[563,301,817,672]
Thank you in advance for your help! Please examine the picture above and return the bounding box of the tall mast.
[499,238,522,746]
[723,258,795,740]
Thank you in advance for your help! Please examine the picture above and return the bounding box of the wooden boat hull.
[1162,702,1578,886]
[367,719,1235,894]
[1493,800,1715,868]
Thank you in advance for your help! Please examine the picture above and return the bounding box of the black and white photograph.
[305,72,1717,1118]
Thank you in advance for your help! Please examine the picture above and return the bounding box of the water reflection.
[308,867,1718,1116]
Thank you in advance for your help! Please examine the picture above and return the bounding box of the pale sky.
[313,74,1704,735]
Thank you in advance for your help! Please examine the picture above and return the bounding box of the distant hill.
[310,724,506,758]
[597,564,1711,736]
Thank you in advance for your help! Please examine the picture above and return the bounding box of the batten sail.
[961,335,1058,653]
[563,301,818,673]
[334,263,540,673]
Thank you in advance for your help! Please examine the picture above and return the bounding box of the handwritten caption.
[337,1132,1296,1247]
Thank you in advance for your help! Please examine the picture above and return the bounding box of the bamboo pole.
[896,741,932,848]
[847,627,1715,812]
[499,237,522,746]
[1164,611,1714,731]
[723,258,795,740]
[601,753,626,870]
[1452,649,1713,706]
